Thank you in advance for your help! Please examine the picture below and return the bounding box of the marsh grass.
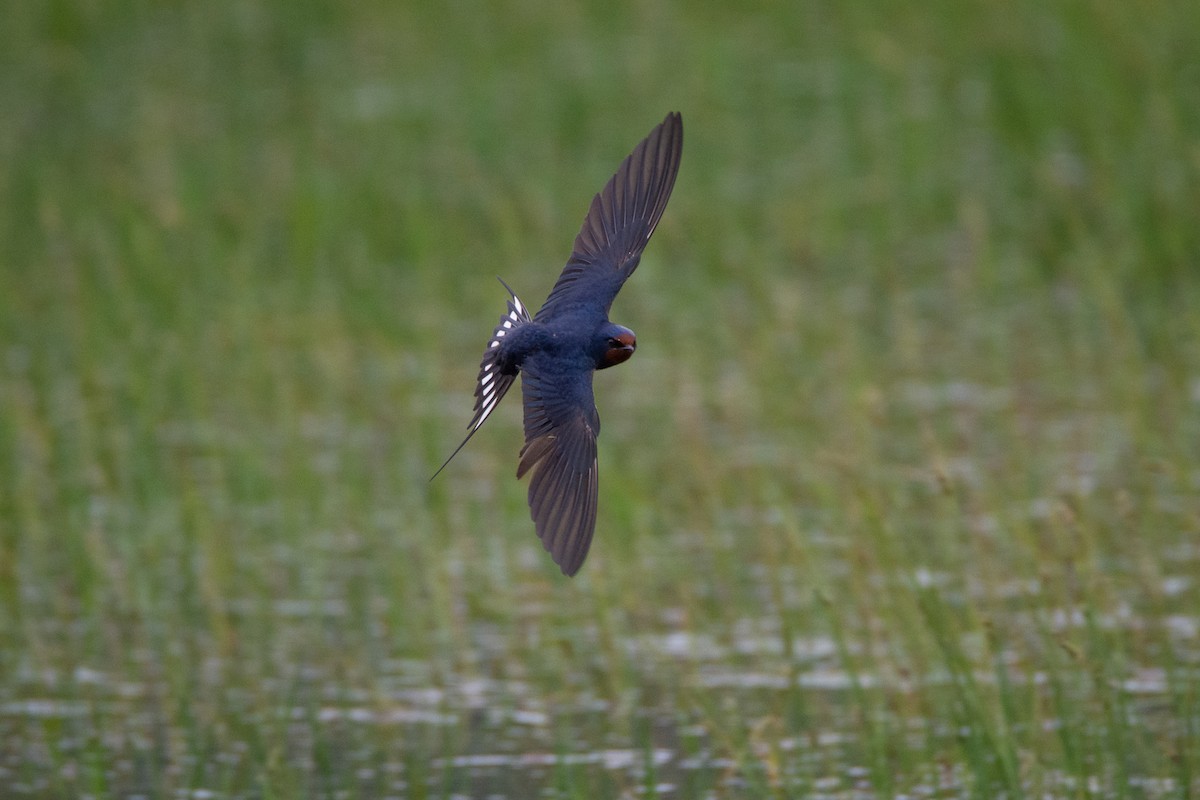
[2,0,1199,797]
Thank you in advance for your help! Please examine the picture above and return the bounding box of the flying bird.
[432,112,683,576]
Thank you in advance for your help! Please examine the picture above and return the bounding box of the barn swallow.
[432,112,683,576]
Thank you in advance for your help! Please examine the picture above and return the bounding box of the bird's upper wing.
[516,361,600,576]
[535,112,683,322]
[430,283,531,480]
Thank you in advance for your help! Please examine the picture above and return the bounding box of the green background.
[1,0,1198,797]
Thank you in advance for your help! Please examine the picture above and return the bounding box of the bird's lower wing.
[517,367,600,576]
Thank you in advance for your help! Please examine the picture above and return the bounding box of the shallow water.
[3,578,1195,798]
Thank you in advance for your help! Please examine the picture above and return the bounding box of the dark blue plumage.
[433,112,683,576]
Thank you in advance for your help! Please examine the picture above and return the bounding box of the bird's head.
[595,324,637,369]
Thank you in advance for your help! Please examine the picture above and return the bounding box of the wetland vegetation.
[1,0,1198,796]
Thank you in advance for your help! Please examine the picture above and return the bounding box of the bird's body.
[433,112,683,576]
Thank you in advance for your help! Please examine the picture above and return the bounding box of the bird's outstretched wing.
[536,112,683,322]
[430,280,531,480]
[516,362,600,576]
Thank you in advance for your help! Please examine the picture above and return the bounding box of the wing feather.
[516,365,600,576]
[536,112,683,320]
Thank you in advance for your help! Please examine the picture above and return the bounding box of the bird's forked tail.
[430,278,532,480]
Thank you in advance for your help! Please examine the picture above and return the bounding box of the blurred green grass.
[2,0,1199,797]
